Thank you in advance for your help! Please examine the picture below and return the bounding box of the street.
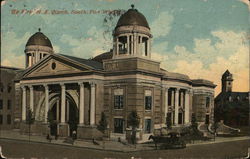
[1,139,249,159]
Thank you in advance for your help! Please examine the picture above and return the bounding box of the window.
[7,114,11,124]
[144,119,151,133]
[114,118,124,133]
[7,100,11,110]
[114,95,123,109]
[168,89,172,106]
[145,96,152,110]
[206,97,210,108]
[0,115,2,124]
[0,100,3,110]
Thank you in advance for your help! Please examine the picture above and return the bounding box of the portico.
[164,86,191,126]
[21,80,97,137]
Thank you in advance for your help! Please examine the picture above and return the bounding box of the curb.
[1,136,249,152]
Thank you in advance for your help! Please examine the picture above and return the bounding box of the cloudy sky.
[1,0,249,95]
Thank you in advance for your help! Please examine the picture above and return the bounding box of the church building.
[14,6,216,142]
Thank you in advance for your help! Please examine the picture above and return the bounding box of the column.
[165,87,169,123]
[66,100,69,122]
[44,84,49,123]
[90,82,96,126]
[127,35,130,54]
[184,90,190,124]
[79,83,85,125]
[116,37,119,56]
[174,88,180,125]
[60,84,66,123]
[146,38,150,57]
[22,86,27,121]
[133,33,136,55]
[56,100,59,121]
[171,89,174,107]
[29,86,34,112]
[131,34,134,55]
[180,91,183,107]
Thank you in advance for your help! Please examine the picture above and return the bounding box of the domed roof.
[26,29,53,48]
[116,5,149,29]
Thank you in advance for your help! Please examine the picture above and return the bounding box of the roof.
[116,6,149,29]
[0,66,23,71]
[26,31,53,48]
[59,54,103,70]
[192,79,216,88]
[92,51,113,63]
[215,91,249,101]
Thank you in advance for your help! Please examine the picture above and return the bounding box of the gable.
[23,55,91,78]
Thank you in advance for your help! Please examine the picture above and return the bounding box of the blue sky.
[1,0,249,95]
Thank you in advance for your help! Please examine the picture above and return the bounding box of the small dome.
[116,5,149,29]
[26,29,53,48]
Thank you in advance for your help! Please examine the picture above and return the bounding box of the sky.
[1,0,249,96]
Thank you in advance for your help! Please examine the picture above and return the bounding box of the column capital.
[89,81,96,87]
[21,85,26,90]
[175,87,180,91]
[60,83,65,88]
[43,84,49,89]
[28,85,33,90]
[78,82,84,86]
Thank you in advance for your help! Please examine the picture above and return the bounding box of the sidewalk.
[0,130,249,152]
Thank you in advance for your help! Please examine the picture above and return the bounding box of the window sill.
[114,109,124,111]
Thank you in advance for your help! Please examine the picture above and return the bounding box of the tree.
[26,108,35,142]
[191,113,198,130]
[97,112,108,134]
[127,111,140,145]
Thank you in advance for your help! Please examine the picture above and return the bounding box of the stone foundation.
[20,122,49,136]
[77,125,103,139]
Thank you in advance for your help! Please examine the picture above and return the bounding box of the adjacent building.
[0,66,23,130]
[215,70,249,127]
[10,6,216,142]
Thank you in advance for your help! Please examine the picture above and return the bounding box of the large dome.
[26,30,53,48]
[116,5,149,29]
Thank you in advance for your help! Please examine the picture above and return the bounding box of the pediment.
[24,55,90,78]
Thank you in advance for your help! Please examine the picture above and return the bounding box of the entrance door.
[178,113,183,124]
[205,115,209,124]
[48,105,58,136]
[67,100,79,137]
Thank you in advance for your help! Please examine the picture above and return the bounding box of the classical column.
[171,89,174,107]
[90,82,96,126]
[44,84,49,123]
[56,100,59,121]
[79,83,85,125]
[29,86,34,112]
[174,88,180,125]
[127,35,130,54]
[22,86,27,121]
[184,90,190,124]
[180,91,183,107]
[60,84,66,123]
[133,33,136,55]
[146,38,150,57]
[131,34,134,55]
[116,37,119,56]
[66,100,69,122]
[165,87,169,123]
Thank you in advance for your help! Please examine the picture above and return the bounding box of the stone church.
[13,6,216,142]
[215,70,249,127]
